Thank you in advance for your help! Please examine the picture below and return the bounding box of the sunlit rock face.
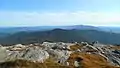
[6,46,49,63]
[42,42,73,50]
[0,46,7,62]
[47,49,72,65]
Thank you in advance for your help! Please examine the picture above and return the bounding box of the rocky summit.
[0,42,120,68]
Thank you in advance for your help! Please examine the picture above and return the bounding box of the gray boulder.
[7,47,49,63]
[0,46,7,62]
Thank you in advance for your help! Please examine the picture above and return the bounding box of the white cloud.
[0,11,120,26]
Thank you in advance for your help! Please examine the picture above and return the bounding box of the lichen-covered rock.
[7,47,49,63]
[0,46,7,62]
[47,49,72,65]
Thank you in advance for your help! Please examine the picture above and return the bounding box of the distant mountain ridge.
[99,27,120,33]
[0,28,120,45]
[0,25,101,34]
[0,25,120,45]
[1,25,120,34]
[0,33,10,38]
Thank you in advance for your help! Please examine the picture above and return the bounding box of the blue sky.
[0,0,120,27]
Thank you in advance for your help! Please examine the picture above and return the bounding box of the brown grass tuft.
[110,46,120,50]
[67,52,120,68]
[70,44,83,51]
[0,59,69,68]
